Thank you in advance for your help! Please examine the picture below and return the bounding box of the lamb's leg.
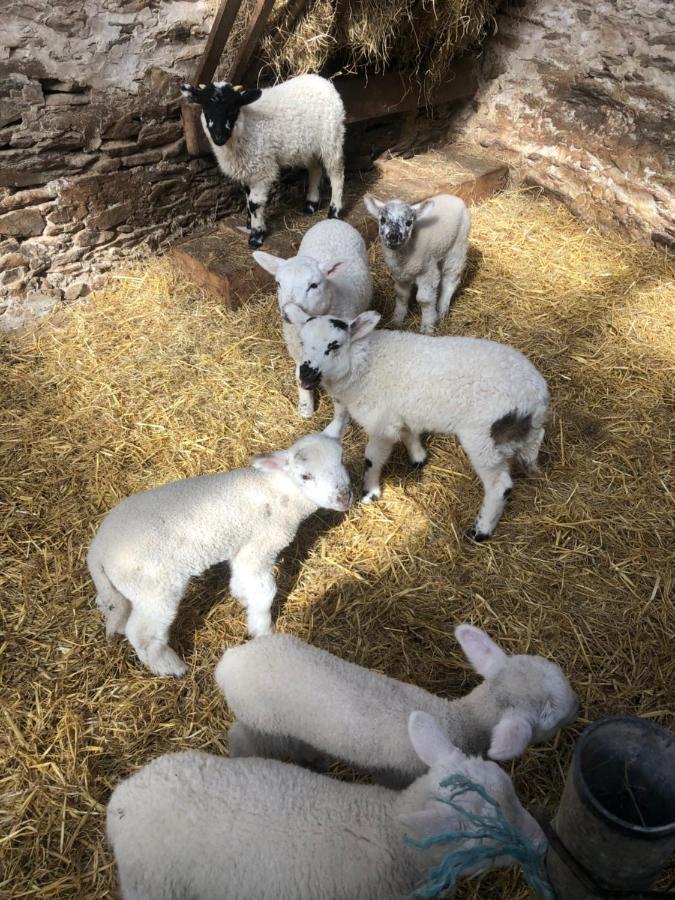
[416,272,441,335]
[247,178,274,249]
[230,553,277,637]
[326,154,344,219]
[304,162,322,214]
[438,252,467,321]
[401,427,427,467]
[392,281,412,328]
[362,434,395,503]
[459,432,513,541]
[91,561,132,639]
[296,363,315,419]
[125,596,188,677]
[323,399,350,439]
[517,425,545,474]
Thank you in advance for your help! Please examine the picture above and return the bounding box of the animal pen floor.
[2,189,673,898]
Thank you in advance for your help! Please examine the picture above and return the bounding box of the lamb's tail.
[88,552,132,640]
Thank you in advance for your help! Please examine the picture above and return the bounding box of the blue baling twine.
[405,774,555,899]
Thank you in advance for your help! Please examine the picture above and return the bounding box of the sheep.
[217,624,578,786]
[285,306,550,540]
[87,433,352,677]
[106,710,545,900]
[180,75,345,248]
[364,193,471,334]
[253,218,373,436]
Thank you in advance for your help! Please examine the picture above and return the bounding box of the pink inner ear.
[252,454,283,471]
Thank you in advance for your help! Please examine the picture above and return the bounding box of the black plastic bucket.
[546,716,675,899]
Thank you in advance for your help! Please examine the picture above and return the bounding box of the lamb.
[180,76,345,248]
[217,624,577,786]
[253,218,372,436]
[365,193,471,334]
[106,710,545,900]
[286,306,550,539]
[87,433,352,677]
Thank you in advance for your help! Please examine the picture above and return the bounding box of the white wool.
[285,309,551,538]
[107,712,544,899]
[87,434,351,676]
[253,218,372,431]
[218,626,578,784]
[365,193,471,334]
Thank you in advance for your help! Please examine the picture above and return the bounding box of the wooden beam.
[336,58,478,124]
[229,0,277,86]
[194,0,245,86]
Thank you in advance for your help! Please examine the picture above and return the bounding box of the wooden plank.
[229,0,277,86]
[194,0,246,86]
[336,58,478,124]
[181,101,211,156]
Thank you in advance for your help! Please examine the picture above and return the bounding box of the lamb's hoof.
[361,489,381,504]
[248,228,266,249]
[303,200,319,215]
[328,204,344,220]
[149,647,188,678]
[466,526,491,543]
[411,456,428,471]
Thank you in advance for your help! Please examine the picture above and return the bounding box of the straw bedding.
[2,190,673,897]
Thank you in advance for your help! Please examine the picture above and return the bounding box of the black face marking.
[364,458,372,468]
[247,199,260,214]
[503,486,513,499]
[325,340,340,356]
[299,362,321,388]
[248,227,266,249]
[490,411,533,445]
[306,316,316,322]
[329,318,348,331]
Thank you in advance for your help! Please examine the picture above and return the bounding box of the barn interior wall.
[449,0,674,244]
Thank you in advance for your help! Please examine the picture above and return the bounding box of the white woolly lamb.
[106,711,544,900]
[286,307,550,539]
[253,218,372,434]
[87,433,352,676]
[365,193,471,334]
[218,624,577,785]
[180,76,345,248]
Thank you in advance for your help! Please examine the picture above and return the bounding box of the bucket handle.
[535,812,675,899]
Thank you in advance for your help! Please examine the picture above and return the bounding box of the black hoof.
[362,490,380,503]
[248,228,266,249]
[303,200,319,215]
[466,526,490,543]
[328,204,344,220]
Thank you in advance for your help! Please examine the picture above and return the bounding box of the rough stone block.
[0,207,45,237]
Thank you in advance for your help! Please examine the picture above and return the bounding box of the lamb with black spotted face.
[365,193,471,335]
[287,306,550,540]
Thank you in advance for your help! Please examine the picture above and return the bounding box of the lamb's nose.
[299,363,321,389]
[336,488,353,509]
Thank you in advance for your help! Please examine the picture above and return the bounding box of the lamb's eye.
[301,474,313,481]
[308,283,318,290]
[406,219,413,226]
[380,215,386,224]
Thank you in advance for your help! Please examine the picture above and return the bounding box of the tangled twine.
[406,774,555,899]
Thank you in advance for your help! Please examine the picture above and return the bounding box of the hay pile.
[2,190,673,898]
[251,0,497,85]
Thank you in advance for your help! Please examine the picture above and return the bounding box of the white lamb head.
[402,711,544,864]
[253,251,345,319]
[364,195,434,250]
[251,432,352,512]
[455,624,579,760]
[284,308,380,390]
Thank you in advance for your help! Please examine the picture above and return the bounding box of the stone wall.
[451,0,674,244]
[0,0,241,323]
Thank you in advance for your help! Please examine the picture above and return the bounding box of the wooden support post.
[229,0,277,86]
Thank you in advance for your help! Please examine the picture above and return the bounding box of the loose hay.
[2,190,674,898]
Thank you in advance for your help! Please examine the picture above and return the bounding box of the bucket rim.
[573,715,675,839]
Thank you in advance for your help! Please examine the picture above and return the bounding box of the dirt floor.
[2,189,673,898]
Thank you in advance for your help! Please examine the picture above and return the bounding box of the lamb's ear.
[284,303,310,327]
[320,260,344,278]
[252,250,284,276]
[399,800,457,838]
[364,195,384,218]
[408,711,459,769]
[250,449,289,471]
[411,199,434,220]
[349,311,380,342]
[180,83,201,103]
[455,624,508,679]
[488,714,533,761]
[238,88,262,106]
